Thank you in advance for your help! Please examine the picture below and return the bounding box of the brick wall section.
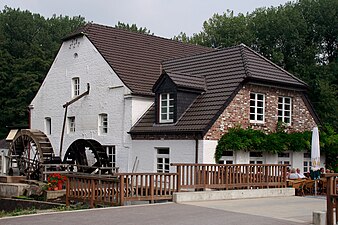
[204,84,317,140]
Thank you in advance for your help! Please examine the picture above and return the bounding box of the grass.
[0,207,37,218]
[0,203,91,218]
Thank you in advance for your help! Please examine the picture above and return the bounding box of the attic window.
[159,93,174,123]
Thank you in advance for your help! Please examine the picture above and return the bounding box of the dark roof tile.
[131,45,308,135]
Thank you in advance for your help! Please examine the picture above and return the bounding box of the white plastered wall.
[131,140,196,173]
[30,36,153,172]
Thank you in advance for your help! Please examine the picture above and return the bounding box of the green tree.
[115,21,152,35]
[0,7,85,138]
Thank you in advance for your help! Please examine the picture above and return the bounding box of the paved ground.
[0,196,326,225]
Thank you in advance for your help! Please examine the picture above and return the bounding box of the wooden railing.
[119,173,178,205]
[65,172,178,207]
[171,163,287,191]
[324,173,338,225]
[66,174,120,208]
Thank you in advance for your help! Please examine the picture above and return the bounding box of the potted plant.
[47,173,67,190]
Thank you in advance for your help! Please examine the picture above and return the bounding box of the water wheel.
[63,139,110,174]
[9,129,54,180]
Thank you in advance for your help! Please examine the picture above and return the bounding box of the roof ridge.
[239,44,251,78]
[88,22,211,50]
[241,44,308,87]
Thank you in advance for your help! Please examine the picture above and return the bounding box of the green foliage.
[320,125,338,171]
[214,127,312,163]
[177,0,338,132]
[115,21,152,35]
[0,7,85,138]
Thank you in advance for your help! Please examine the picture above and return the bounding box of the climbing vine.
[214,126,312,163]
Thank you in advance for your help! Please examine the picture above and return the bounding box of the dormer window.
[159,93,174,123]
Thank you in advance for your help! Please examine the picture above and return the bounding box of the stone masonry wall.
[204,84,317,140]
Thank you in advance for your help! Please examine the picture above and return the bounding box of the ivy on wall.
[214,126,312,163]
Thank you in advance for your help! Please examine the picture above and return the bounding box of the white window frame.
[249,151,264,164]
[250,93,265,123]
[219,151,235,164]
[98,113,108,135]
[103,145,116,168]
[45,117,51,135]
[303,152,312,173]
[72,77,80,97]
[278,152,291,166]
[159,93,174,123]
[67,116,75,133]
[156,148,170,173]
[278,96,292,125]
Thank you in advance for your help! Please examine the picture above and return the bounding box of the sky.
[0,0,293,38]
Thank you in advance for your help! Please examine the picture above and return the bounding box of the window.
[45,117,51,135]
[156,148,170,173]
[278,152,291,166]
[67,116,75,133]
[103,146,116,168]
[159,93,174,123]
[303,152,312,173]
[249,151,264,164]
[219,151,234,164]
[72,77,80,97]
[99,113,108,135]
[278,97,292,124]
[250,93,265,123]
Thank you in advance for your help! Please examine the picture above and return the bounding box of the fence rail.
[171,163,287,191]
[324,173,338,225]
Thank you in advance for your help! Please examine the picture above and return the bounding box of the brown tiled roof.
[130,44,308,135]
[64,23,212,96]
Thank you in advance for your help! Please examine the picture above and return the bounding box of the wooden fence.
[172,163,287,191]
[324,173,338,225]
[66,173,178,207]
[65,164,288,207]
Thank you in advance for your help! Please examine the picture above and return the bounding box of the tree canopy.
[0,7,85,138]
[174,0,337,130]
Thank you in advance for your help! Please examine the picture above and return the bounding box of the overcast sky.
[1,0,293,38]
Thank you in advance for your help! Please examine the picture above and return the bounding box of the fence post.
[326,175,334,225]
[119,175,125,206]
[90,179,95,208]
[176,165,181,192]
[66,175,70,207]
[150,175,154,203]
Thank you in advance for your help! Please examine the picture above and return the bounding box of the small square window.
[99,113,108,135]
[68,117,75,133]
[72,77,80,97]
